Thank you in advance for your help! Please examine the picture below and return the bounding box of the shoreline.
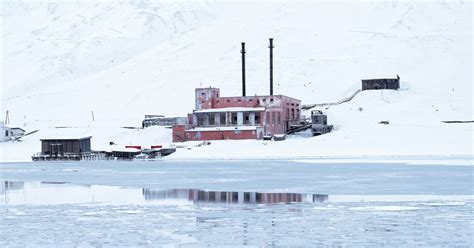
[1,154,472,166]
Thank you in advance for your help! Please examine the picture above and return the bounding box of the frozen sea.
[0,160,473,247]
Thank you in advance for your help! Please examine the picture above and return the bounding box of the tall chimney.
[269,38,274,95]
[241,42,246,97]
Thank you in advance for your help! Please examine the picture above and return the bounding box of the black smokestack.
[241,42,246,97]
[269,38,274,95]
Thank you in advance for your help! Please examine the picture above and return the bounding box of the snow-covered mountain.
[2,0,212,100]
[0,0,472,161]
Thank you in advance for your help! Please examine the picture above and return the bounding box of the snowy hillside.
[0,0,472,162]
[1,0,212,102]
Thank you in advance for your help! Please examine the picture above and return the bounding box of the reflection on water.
[1,181,471,206]
[143,188,328,204]
[0,181,327,206]
[1,181,24,192]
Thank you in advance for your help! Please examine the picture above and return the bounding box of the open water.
[0,160,472,246]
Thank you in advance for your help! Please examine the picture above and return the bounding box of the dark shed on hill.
[362,75,400,91]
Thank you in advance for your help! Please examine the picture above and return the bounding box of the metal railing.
[302,89,362,110]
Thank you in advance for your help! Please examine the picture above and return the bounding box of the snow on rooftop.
[107,147,142,153]
[38,128,92,140]
[194,107,265,114]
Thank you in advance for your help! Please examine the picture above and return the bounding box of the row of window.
[266,112,282,125]
[196,108,300,127]
[200,92,219,97]
[285,108,300,121]
[197,112,262,126]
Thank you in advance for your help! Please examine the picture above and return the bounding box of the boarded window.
[255,113,261,124]
[243,112,250,125]
[197,114,204,126]
[209,114,215,125]
[220,113,226,125]
[232,113,238,125]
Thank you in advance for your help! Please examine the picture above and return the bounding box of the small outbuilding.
[0,122,11,142]
[40,136,92,155]
[32,136,93,161]
[1,122,26,142]
[362,75,400,91]
[10,127,25,137]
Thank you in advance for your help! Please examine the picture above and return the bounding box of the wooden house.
[32,136,93,161]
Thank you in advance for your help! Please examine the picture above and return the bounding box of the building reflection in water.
[143,189,328,204]
[1,181,25,196]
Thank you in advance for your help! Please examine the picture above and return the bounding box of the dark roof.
[362,78,399,81]
[40,136,92,141]
[10,127,25,132]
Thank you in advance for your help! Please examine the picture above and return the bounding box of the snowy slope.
[0,0,472,162]
[1,0,213,100]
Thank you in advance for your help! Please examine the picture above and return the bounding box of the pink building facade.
[173,87,302,142]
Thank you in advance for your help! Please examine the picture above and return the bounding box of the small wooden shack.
[362,75,400,91]
[41,136,91,155]
[32,136,93,161]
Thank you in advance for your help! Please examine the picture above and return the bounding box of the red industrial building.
[173,88,301,142]
[173,39,302,142]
